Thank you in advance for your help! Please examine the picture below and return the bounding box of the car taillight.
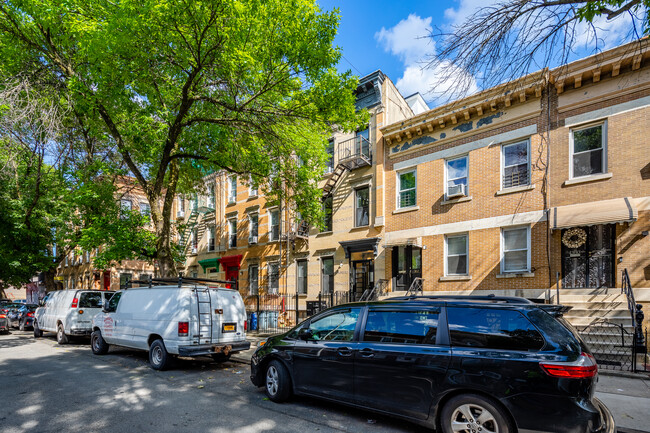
[0,314,5,319]
[178,322,189,337]
[540,352,598,378]
[71,297,79,308]
[244,320,247,332]
[27,312,34,317]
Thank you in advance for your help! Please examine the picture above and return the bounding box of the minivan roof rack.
[124,275,236,289]
[388,294,535,304]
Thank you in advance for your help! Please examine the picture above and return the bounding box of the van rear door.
[210,289,245,344]
[194,288,213,345]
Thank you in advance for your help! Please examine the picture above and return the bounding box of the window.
[297,260,308,295]
[120,199,132,219]
[571,123,606,178]
[139,201,151,216]
[228,219,237,248]
[322,196,333,232]
[268,263,279,294]
[119,273,132,290]
[191,228,198,253]
[269,209,279,241]
[308,308,361,341]
[105,291,122,313]
[79,292,103,308]
[321,257,334,294]
[228,176,237,203]
[447,307,545,351]
[249,265,259,295]
[177,195,185,214]
[398,169,416,208]
[249,213,259,243]
[445,155,468,198]
[207,184,215,208]
[84,250,90,263]
[355,186,369,227]
[249,176,258,197]
[445,234,468,275]
[363,309,439,344]
[190,194,198,211]
[502,140,530,188]
[356,128,370,157]
[502,226,530,273]
[325,139,334,174]
[208,226,216,252]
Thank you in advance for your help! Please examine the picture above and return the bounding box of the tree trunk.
[150,164,180,278]
[42,268,59,292]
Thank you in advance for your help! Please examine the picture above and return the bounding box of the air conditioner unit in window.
[191,247,197,254]
[249,236,258,244]
[447,183,467,198]
[177,210,185,218]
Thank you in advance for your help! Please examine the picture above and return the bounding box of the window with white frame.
[355,186,369,227]
[445,234,468,275]
[502,140,530,188]
[321,257,334,294]
[398,169,416,208]
[177,195,185,217]
[208,226,216,252]
[325,139,334,174]
[120,199,132,219]
[228,219,237,248]
[191,228,198,253]
[207,184,215,208]
[190,193,198,211]
[268,262,279,294]
[139,201,151,216]
[249,265,259,295]
[249,176,258,197]
[445,156,469,198]
[571,122,606,178]
[249,213,259,243]
[501,226,530,273]
[269,209,279,241]
[297,260,308,295]
[228,176,237,203]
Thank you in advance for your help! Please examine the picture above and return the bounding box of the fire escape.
[322,135,372,198]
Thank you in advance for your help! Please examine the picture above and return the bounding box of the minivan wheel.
[441,394,512,433]
[91,330,109,355]
[149,339,171,371]
[265,360,291,403]
[33,321,42,338]
[56,324,69,344]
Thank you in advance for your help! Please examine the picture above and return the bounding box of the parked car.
[34,290,113,344]
[250,295,615,433]
[8,304,38,330]
[1,302,24,317]
[91,282,250,370]
[0,312,8,334]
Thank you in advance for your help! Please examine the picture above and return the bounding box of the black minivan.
[250,296,615,433]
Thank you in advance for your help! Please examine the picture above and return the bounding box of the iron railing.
[621,269,647,371]
[502,169,529,189]
[337,136,371,168]
[405,277,424,297]
[359,279,389,302]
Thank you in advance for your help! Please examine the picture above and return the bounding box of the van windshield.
[79,292,103,308]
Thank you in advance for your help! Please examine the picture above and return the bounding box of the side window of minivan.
[308,308,361,341]
[363,309,440,344]
[447,307,545,351]
[79,292,103,308]
[105,292,122,313]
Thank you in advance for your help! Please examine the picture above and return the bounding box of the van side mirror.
[298,328,314,341]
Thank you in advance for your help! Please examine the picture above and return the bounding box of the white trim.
[354,185,370,228]
[445,154,469,200]
[320,255,335,295]
[569,120,607,179]
[444,233,469,276]
[227,218,237,249]
[268,208,280,242]
[563,172,612,186]
[228,175,237,204]
[396,168,417,209]
[564,95,650,127]
[384,210,547,242]
[500,225,531,274]
[248,212,259,240]
[393,125,538,171]
[296,259,308,295]
[501,138,531,189]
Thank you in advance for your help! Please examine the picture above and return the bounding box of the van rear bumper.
[178,341,251,357]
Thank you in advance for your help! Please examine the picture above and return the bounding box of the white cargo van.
[91,282,250,370]
[34,290,113,344]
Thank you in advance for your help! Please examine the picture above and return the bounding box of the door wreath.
[562,228,587,248]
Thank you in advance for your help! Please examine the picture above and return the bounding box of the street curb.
[598,370,650,380]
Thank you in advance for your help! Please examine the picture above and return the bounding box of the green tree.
[0,0,363,277]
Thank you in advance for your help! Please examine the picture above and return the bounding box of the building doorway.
[351,260,374,301]
[392,246,422,291]
[561,224,615,289]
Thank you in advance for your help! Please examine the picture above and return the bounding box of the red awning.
[218,255,243,268]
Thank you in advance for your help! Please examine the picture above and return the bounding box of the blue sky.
[318,1,643,107]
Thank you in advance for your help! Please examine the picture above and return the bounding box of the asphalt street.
[1,330,649,433]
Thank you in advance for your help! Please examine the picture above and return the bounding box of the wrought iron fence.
[579,319,635,371]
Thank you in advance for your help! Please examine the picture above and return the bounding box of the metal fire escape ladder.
[179,209,200,250]
[194,288,213,344]
[322,163,349,198]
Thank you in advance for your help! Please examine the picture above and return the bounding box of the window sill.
[496,185,535,196]
[350,225,370,232]
[563,172,612,186]
[316,231,333,237]
[439,275,472,281]
[441,196,472,206]
[496,272,535,278]
[393,206,419,214]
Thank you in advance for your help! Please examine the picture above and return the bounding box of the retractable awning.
[384,237,422,248]
[550,197,637,230]
[198,258,220,273]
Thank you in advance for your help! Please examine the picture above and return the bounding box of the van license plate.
[222,323,236,332]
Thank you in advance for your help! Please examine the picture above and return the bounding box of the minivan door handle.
[337,347,353,357]
[359,348,374,358]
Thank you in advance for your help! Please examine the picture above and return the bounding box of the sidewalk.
[234,335,650,432]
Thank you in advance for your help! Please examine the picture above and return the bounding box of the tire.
[33,321,43,338]
[211,353,232,363]
[56,323,69,344]
[441,394,512,433]
[265,360,292,403]
[149,339,171,371]
[91,330,110,355]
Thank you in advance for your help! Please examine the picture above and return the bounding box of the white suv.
[34,290,113,344]
[91,282,250,370]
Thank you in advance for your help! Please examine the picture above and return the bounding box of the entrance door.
[392,246,422,291]
[562,224,615,289]
[225,266,239,289]
[351,260,373,301]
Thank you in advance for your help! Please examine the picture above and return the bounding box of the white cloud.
[396,61,479,103]
[375,14,434,65]
[444,0,498,28]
